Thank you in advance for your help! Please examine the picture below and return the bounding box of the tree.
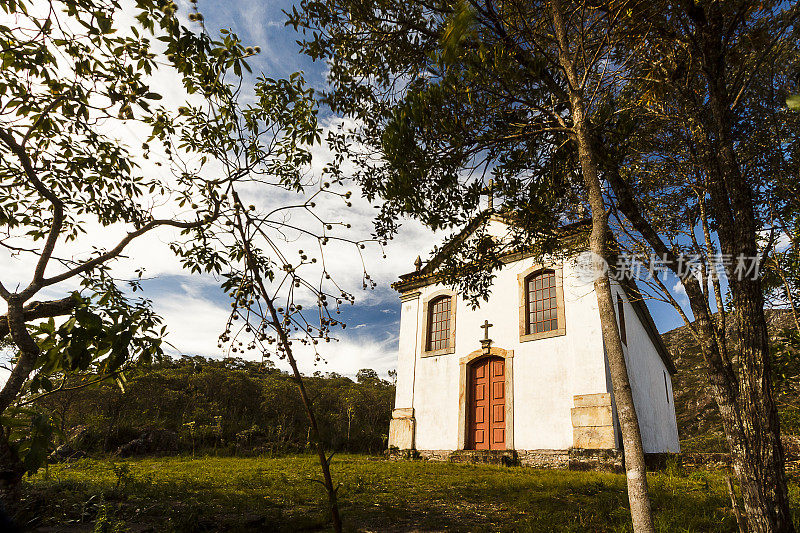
[290,0,800,530]
[595,3,799,530]
[0,0,209,500]
[1,1,374,528]
[289,1,656,529]
[356,368,379,384]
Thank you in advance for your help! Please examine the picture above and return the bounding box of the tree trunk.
[0,297,42,513]
[696,24,793,529]
[578,124,656,533]
[0,429,24,515]
[549,2,655,530]
[608,162,795,532]
[0,298,42,415]
[347,410,352,449]
[726,286,792,532]
[234,205,343,533]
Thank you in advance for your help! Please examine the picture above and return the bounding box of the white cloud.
[149,283,401,378]
[292,333,400,378]
[157,291,230,356]
[1,1,441,383]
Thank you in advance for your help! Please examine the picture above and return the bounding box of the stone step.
[447,450,518,466]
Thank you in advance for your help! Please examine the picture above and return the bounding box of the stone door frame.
[458,346,514,450]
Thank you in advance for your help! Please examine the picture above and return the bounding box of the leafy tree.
[37,357,394,456]
[0,0,214,498]
[355,368,379,384]
[596,3,799,530]
[289,0,657,529]
[1,1,373,527]
[289,0,800,530]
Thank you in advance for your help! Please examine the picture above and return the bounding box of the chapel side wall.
[612,283,680,453]
[510,258,609,450]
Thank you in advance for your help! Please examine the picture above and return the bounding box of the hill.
[37,357,395,458]
[663,309,800,451]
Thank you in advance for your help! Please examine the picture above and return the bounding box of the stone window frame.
[420,289,457,357]
[518,264,566,342]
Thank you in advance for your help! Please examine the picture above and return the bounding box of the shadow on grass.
[19,455,790,532]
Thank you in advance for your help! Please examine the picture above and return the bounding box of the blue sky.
[190,0,689,309]
[200,1,325,86]
[0,0,692,381]
[139,0,690,375]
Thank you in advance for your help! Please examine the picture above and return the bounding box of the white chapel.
[388,214,679,462]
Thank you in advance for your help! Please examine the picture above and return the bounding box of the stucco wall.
[611,283,680,453]
[396,254,613,451]
[393,292,420,411]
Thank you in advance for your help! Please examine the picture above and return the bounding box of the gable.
[393,213,591,293]
[392,212,675,375]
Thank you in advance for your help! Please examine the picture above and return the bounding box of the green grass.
[19,454,799,532]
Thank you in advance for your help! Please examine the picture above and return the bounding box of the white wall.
[611,283,680,453]
[393,293,420,411]
[398,254,614,451]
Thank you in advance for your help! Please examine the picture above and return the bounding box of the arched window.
[525,270,558,334]
[426,296,452,351]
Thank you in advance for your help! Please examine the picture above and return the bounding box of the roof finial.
[414,256,422,271]
[486,179,494,210]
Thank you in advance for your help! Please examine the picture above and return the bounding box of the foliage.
[288,0,596,306]
[36,356,394,456]
[772,328,800,435]
[19,454,799,531]
[1,408,58,474]
[0,0,371,494]
[289,2,799,528]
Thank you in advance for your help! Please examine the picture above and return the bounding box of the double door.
[467,356,505,450]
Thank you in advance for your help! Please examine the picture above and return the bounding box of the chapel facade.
[388,216,680,460]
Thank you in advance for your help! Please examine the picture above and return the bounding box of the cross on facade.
[480,319,493,352]
[481,320,493,341]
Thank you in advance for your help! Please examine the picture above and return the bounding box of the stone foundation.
[516,449,570,469]
[567,449,624,473]
[417,449,451,462]
[449,450,517,466]
[387,448,626,472]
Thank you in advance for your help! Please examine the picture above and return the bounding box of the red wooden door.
[468,356,505,450]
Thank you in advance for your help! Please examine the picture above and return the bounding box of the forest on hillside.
[35,357,394,458]
[667,309,800,451]
[24,310,800,461]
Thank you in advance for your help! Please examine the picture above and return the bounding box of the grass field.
[19,454,800,532]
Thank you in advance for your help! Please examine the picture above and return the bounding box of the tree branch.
[0,296,77,340]
[0,128,65,291]
[19,203,220,301]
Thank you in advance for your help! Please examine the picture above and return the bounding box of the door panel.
[468,356,505,450]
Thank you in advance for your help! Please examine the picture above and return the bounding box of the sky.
[0,0,690,381]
